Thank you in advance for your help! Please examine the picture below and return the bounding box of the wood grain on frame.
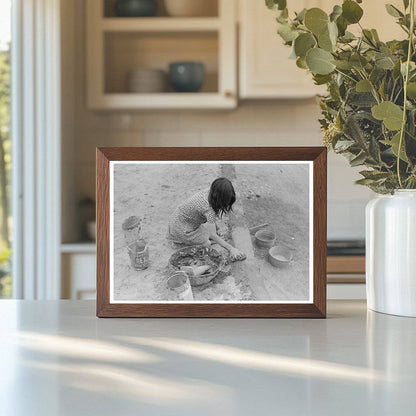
[96,147,327,318]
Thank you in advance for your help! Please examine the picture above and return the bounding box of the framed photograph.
[96,147,327,318]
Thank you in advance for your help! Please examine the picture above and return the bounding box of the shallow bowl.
[268,245,293,267]
[254,229,276,248]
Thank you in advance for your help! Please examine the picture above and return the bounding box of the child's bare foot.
[229,248,246,262]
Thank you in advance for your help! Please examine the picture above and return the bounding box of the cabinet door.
[62,253,96,300]
[239,0,320,99]
[238,0,404,99]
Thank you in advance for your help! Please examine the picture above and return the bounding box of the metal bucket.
[127,240,149,270]
[167,271,194,301]
[122,216,141,246]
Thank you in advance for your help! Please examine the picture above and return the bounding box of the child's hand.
[230,248,246,262]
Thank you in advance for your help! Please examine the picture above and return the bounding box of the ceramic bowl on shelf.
[127,68,167,93]
[164,0,217,17]
[168,62,205,92]
[114,0,158,17]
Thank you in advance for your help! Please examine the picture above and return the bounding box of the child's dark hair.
[208,177,236,217]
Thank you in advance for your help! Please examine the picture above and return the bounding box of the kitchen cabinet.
[238,0,404,99]
[86,0,237,109]
[239,0,323,99]
[61,244,96,300]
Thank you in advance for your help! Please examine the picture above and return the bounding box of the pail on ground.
[127,239,149,270]
[167,271,194,301]
[122,216,141,246]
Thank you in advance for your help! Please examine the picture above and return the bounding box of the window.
[0,0,11,298]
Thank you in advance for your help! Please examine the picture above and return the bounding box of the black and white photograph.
[110,161,313,303]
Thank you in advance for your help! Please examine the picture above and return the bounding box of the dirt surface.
[113,163,310,302]
[231,164,310,300]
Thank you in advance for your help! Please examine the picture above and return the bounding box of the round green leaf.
[266,0,287,11]
[296,57,307,69]
[328,21,338,42]
[401,61,416,76]
[375,56,395,70]
[313,74,332,85]
[356,79,372,92]
[385,4,403,18]
[306,47,335,75]
[407,82,416,99]
[336,15,348,35]
[318,32,333,51]
[294,33,315,57]
[277,23,299,42]
[339,31,356,42]
[371,101,403,130]
[350,53,368,69]
[333,59,353,70]
[330,5,343,22]
[371,29,380,42]
[342,0,363,24]
[296,8,307,22]
[317,22,338,52]
[304,8,329,35]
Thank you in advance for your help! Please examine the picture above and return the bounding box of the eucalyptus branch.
[397,0,415,188]
[393,86,404,103]
[390,79,398,101]
[398,23,410,35]
[358,69,381,104]
[358,22,378,49]
[334,68,358,83]
[267,0,416,192]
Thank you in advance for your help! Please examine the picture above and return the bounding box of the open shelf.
[101,17,221,32]
[104,31,219,94]
[61,242,96,254]
[90,92,234,109]
[103,0,219,18]
[86,0,236,109]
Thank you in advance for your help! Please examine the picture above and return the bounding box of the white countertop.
[0,300,415,415]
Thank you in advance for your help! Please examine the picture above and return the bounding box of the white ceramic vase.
[366,190,416,317]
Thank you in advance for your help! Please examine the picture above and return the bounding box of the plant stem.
[397,0,415,188]
[358,22,378,49]
[358,69,380,104]
[390,79,397,101]
[393,86,404,104]
[334,68,357,83]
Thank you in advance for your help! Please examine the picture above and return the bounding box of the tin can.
[167,271,194,301]
[122,216,141,246]
[127,239,149,270]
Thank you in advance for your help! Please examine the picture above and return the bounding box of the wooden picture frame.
[96,147,327,318]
